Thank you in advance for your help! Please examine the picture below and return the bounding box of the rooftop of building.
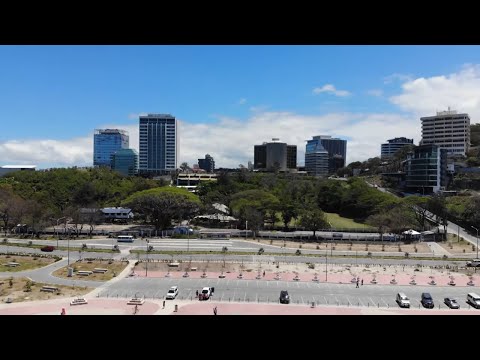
[94,129,128,135]
[140,114,175,118]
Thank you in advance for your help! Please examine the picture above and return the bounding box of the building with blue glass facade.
[111,148,138,176]
[305,135,347,176]
[305,138,329,177]
[93,129,129,167]
[139,114,178,175]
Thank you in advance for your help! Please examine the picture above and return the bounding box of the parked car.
[41,245,55,252]
[444,297,460,309]
[396,293,411,308]
[166,286,178,300]
[466,259,480,267]
[421,293,434,309]
[279,290,290,304]
[199,287,212,300]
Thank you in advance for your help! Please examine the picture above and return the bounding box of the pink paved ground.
[172,301,480,315]
[0,299,160,315]
[135,270,480,287]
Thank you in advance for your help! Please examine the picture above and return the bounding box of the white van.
[467,293,480,309]
[396,293,411,308]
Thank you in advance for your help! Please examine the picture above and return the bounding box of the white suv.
[166,286,178,299]
[396,293,411,308]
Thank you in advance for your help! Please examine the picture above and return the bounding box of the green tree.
[299,207,330,237]
[123,187,200,230]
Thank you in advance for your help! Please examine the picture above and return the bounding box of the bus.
[116,235,134,243]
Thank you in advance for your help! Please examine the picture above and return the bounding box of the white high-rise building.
[420,109,470,156]
[139,114,178,174]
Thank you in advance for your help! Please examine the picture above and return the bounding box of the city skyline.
[0,45,480,169]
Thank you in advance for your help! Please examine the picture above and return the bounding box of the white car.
[166,286,178,299]
[200,287,212,300]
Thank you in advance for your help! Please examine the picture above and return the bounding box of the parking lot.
[99,277,480,310]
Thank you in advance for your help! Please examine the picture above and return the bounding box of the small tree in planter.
[382,244,385,252]
[295,249,301,256]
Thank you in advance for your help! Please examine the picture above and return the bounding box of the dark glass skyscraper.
[253,139,297,171]
[198,154,215,173]
[111,148,138,177]
[405,144,448,193]
[139,114,178,175]
[93,129,129,167]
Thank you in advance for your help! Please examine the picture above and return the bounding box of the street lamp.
[145,239,149,277]
[325,243,328,282]
[245,220,248,241]
[472,226,479,260]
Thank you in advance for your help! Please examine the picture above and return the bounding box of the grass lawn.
[2,241,119,254]
[0,277,92,303]
[0,254,59,272]
[52,260,129,281]
[324,213,374,230]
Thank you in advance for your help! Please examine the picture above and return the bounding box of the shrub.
[258,248,264,255]
[295,249,301,256]
[316,245,320,250]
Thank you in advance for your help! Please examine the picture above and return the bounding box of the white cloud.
[6,65,480,170]
[389,64,480,120]
[313,84,351,97]
[238,98,247,105]
[128,112,148,120]
[367,89,383,97]
[0,112,418,169]
[383,73,412,84]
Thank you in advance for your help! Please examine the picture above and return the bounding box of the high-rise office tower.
[381,137,414,159]
[139,114,178,174]
[405,144,448,193]
[111,148,139,177]
[198,154,215,173]
[420,109,470,156]
[253,139,297,172]
[306,135,347,175]
[305,138,329,177]
[93,129,129,167]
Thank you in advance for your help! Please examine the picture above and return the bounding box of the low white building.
[101,207,134,220]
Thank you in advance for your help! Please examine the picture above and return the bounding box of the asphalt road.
[98,277,480,310]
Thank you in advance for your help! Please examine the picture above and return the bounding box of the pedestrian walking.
[263,270,265,277]
[163,300,165,309]
[196,290,198,297]
[356,280,359,288]
[213,306,217,315]
[361,279,363,286]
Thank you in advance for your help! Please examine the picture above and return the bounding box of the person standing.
[361,279,363,286]
[213,306,217,315]
[356,279,359,288]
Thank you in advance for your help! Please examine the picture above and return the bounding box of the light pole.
[325,243,328,282]
[145,239,149,277]
[472,226,479,260]
[245,220,248,241]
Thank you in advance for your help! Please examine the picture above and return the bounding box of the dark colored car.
[444,298,460,309]
[279,290,290,304]
[41,245,55,252]
[421,293,434,309]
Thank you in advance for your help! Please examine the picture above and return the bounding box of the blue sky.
[1,45,479,168]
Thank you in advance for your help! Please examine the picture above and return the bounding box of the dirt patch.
[437,236,477,255]
[0,277,91,303]
[0,254,58,272]
[52,260,129,281]
[253,239,430,253]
